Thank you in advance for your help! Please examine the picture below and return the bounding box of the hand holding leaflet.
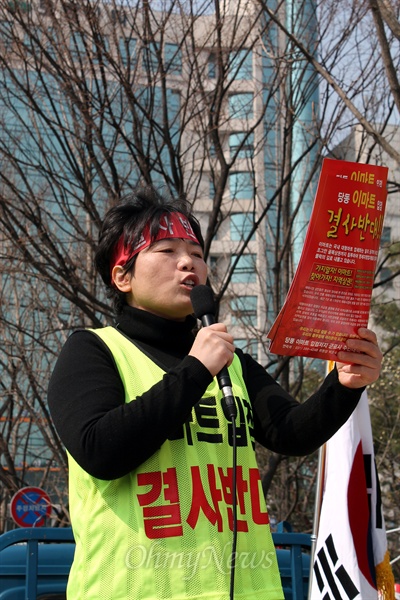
[267,158,388,362]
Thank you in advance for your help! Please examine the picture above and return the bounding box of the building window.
[229,132,254,159]
[209,255,224,277]
[45,28,57,60]
[92,35,109,64]
[24,27,42,51]
[231,296,257,326]
[0,20,14,51]
[234,338,258,359]
[229,172,254,200]
[230,49,252,80]
[70,32,86,60]
[379,267,394,288]
[165,43,182,75]
[209,138,217,157]
[209,178,216,199]
[119,37,137,67]
[208,52,217,78]
[230,213,255,241]
[381,226,391,246]
[143,41,160,73]
[229,93,253,119]
[111,7,127,25]
[231,254,257,283]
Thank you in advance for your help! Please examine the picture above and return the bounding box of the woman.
[48,186,382,600]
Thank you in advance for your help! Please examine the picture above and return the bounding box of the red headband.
[111,212,200,277]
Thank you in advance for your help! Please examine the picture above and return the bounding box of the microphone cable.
[229,415,238,600]
[190,285,239,599]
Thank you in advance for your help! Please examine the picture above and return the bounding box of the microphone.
[190,285,237,420]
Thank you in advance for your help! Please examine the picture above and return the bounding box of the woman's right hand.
[189,324,235,377]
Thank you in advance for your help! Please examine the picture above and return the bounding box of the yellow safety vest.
[67,326,283,600]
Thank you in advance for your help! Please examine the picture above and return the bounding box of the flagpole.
[307,360,332,600]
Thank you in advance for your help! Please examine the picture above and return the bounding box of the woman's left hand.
[336,327,383,389]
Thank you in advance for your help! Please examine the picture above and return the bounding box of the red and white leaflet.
[267,158,388,361]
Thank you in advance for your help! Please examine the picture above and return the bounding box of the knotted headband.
[110,212,200,277]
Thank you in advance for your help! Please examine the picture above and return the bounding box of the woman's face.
[120,238,208,320]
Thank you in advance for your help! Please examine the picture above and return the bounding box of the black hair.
[95,186,204,314]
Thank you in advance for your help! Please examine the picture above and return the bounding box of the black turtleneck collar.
[114,304,198,361]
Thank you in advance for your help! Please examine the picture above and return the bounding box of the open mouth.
[182,278,197,288]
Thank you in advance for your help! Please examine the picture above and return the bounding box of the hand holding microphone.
[190,285,237,420]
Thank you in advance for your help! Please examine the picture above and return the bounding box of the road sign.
[10,486,52,527]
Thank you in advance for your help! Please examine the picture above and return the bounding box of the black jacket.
[48,304,363,480]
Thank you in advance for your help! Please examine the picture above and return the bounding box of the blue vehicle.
[0,524,311,600]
